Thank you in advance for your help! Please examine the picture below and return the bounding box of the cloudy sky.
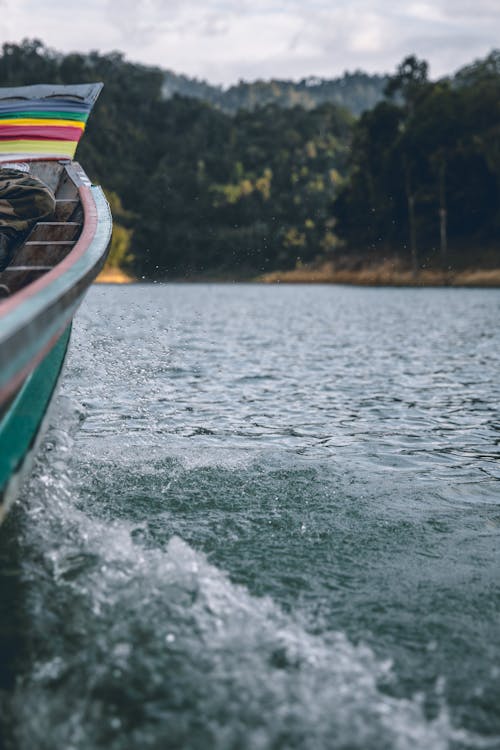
[0,0,499,85]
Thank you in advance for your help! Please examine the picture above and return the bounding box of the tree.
[385,55,429,113]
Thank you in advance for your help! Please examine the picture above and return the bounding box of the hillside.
[162,72,388,116]
[0,40,498,282]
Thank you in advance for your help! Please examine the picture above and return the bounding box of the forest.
[0,40,498,280]
[161,71,388,116]
[334,54,500,274]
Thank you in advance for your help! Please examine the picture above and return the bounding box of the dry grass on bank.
[92,259,500,286]
[95,267,135,284]
[259,260,500,287]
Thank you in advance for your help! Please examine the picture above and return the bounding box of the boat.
[0,83,112,522]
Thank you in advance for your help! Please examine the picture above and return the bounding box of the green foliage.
[384,55,429,109]
[104,192,135,270]
[334,52,500,269]
[162,70,388,117]
[133,100,353,277]
[1,41,498,277]
[0,41,355,277]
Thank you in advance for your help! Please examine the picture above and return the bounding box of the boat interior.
[0,161,84,296]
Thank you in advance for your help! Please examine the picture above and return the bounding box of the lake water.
[1,283,500,749]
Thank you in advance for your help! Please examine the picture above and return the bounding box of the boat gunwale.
[0,161,111,403]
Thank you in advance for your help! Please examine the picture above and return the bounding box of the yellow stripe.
[0,140,77,156]
[0,118,85,130]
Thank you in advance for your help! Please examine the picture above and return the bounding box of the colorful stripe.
[0,118,85,129]
[0,128,82,142]
[0,84,102,162]
[0,102,90,111]
[0,140,77,156]
[0,111,88,121]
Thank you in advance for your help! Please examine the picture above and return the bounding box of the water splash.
[9,439,457,750]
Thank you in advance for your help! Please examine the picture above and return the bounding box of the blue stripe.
[0,101,92,114]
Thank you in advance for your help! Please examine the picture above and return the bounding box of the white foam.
[10,459,457,750]
[8,395,497,750]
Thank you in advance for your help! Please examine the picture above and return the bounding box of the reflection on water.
[1,284,499,749]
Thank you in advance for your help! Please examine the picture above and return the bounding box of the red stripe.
[0,125,82,141]
[0,320,72,405]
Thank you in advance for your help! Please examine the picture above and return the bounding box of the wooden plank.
[11,242,73,266]
[55,169,78,199]
[28,162,65,192]
[15,244,73,267]
[27,222,81,242]
[7,266,52,271]
[54,199,80,221]
[0,268,48,294]
[24,241,74,246]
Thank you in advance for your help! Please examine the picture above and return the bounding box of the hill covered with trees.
[162,72,388,117]
[0,40,353,278]
[0,40,498,282]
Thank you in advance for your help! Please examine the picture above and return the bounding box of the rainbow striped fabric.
[0,83,103,162]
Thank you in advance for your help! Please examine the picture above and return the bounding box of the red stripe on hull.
[0,320,72,405]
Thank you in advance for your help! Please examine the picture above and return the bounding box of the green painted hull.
[0,325,71,521]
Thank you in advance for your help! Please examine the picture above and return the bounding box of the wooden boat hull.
[0,172,111,402]
[0,83,111,521]
[0,165,112,519]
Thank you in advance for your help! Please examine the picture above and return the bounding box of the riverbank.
[259,260,500,287]
[93,260,500,287]
[95,267,135,284]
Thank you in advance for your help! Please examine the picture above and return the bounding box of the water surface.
[1,284,499,749]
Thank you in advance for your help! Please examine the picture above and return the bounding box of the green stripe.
[0,325,71,497]
[0,111,88,121]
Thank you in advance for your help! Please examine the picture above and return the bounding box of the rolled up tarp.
[0,83,103,161]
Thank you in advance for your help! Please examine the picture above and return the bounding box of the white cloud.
[0,0,498,84]
[406,3,447,23]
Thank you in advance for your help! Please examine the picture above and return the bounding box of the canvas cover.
[0,83,103,162]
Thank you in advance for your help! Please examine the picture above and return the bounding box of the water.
[1,284,500,749]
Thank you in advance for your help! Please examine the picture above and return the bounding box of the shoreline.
[258,261,500,288]
[94,267,135,284]
[93,262,500,287]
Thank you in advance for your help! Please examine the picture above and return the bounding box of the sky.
[0,0,499,85]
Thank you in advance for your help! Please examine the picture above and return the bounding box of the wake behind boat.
[0,83,112,521]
